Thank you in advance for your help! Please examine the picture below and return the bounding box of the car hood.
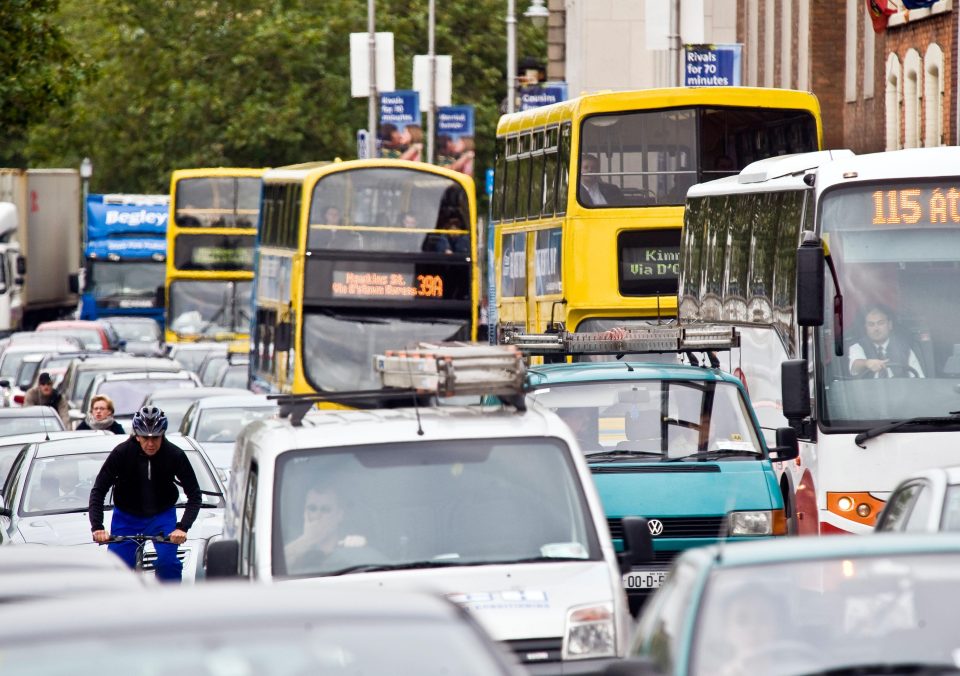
[196,442,235,470]
[280,560,616,641]
[591,460,779,517]
[16,508,224,545]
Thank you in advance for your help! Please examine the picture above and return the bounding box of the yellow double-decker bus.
[492,87,822,338]
[250,159,476,395]
[165,168,265,344]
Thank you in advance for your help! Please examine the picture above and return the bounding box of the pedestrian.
[23,372,69,427]
[76,394,125,434]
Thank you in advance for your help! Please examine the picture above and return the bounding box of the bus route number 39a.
[623,571,667,590]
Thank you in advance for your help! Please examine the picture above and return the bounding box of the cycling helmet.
[132,406,168,437]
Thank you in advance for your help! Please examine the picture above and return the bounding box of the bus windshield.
[818,180,960,427]
[87,261,165,301]
[174,177,261,228]
[168,280,252,337]
[308,167,470,253]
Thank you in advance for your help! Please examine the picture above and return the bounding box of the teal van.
[526,361,799,614]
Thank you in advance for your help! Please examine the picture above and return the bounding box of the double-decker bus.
[683,147,960,535]
[165,168,265,344]
[492,87,821,339]
[250,159,476,395]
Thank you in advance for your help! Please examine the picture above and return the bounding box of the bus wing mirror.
[15,256,25,276]
[155,286,165,307]
[781,359,811,422]
[796,235,825,327]
[68,273,80,294]
[275,321,292,353]
[769,426,799,462]
[617,516,653,575]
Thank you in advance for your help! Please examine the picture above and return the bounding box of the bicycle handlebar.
[100,534,174,545]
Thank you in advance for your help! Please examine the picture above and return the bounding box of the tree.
[24,0,546,193]
[0,0,82,165]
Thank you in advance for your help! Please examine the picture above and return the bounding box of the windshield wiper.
[489,556,590,564]
[585,449,664,462]
[854,412,960,448]
[803,663,960,675]
[327,560,468,575]
[665,449,763,462]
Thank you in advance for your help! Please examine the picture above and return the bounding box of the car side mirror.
[69,273,81,294]
[205,538,241,578]
[617,516,653,575]
[603,658,663,676]
[769,426,799,462]
[15,256,26,276]
[781,359,811,423]
[274,321,293,353]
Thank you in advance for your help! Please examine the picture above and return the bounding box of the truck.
[0,169,81,329]
[76,193,168,326]
[0,203,24,333]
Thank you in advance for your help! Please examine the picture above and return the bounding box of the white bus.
[682,147,960,535]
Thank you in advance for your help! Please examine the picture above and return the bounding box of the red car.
[35,320,119,351]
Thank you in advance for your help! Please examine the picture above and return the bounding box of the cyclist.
[88,406,202,582]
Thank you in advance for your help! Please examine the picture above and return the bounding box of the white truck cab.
[208,345,651,674]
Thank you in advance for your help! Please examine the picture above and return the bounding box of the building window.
[764,0,775,88]
[748,0,759,87]
[885,53,902,151]
[781,0,793,89]
[924,43,944,147]
[863,9,875,99]
[845,0,857,102]
[903,49,921,148]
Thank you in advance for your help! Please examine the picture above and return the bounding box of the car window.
[200,356,228,386]
[1,448,28,498]
[195,407,276,443]
[877,482,923,532]
[633,560,698,671]
[218,364,248,389]
[941,485,960,532]
[904,483,934,532]
[0,443,28,490]
[0,414,64,437]
[96,379,198,416]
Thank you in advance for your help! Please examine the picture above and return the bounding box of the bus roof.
[496,86,821,136]
[261,158,476,188]
[814,146,960,188]
[686,149,854,198]
[170,168,267,181]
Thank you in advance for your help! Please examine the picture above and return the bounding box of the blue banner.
[436,105,475,177]
[379,91,423,160]
[683,44,743,87]
[86,194,168,240]
[520,82,568,111]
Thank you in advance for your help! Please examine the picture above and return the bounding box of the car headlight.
[727,509,787,536]
[563,603,615,660]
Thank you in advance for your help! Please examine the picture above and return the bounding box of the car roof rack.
[503,324,740,359]
[272,343,528,426]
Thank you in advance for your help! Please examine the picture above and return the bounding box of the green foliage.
[22,0,546,193]
[0,0,82,165]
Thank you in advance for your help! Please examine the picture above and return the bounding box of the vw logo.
[647,519,664,536]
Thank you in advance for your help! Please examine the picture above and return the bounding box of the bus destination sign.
[305,257,470,305]
[618,229,682,296]
[331,271,444,300]
[174,233,256,272]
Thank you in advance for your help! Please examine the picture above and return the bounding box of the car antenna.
[405,354,425,436]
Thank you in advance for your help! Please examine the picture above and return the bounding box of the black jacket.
[77,420,125,434]
[88,436,202,533]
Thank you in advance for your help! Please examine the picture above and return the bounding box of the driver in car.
[848,304,924,379]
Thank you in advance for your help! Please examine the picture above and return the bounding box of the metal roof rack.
[503,325,739,357]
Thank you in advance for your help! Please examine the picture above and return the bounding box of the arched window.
[903,49,921,149]
[924,43,944,147]
[885,53,902,150]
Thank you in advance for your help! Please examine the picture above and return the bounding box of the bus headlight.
[728,510,787,536]
[563,603,615,660]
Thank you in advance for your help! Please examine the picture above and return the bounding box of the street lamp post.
[79,157,92,249]
[506,1,550,115]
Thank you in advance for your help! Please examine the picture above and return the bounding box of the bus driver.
[849,304,924,379]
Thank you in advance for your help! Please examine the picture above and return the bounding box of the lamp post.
[506,1,550,114]
[79,157,92,248]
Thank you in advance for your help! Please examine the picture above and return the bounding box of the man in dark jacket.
[23,372,69,428]
[88,406,201,582]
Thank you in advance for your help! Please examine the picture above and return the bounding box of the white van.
[207,345,652,674]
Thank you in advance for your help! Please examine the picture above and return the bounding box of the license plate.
[622,571,667,590]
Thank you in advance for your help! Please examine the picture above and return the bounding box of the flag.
[866,0,897,33]
[901,0,937,8]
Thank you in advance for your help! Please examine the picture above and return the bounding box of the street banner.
[435,105,475,177]
[378,91,423,161]
[519,82,568,111]
[683,44,742,87]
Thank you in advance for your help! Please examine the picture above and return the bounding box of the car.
[523,328,798,614]
[14,349,118,399]
[208,344,651,674]
[618,534,960,676]
[0,406,66,437]
[0,431,104,487]
[178,393,278,472]
[875,465,960,533]
[166,341,227,375]
[79,370,201,430]
[0,584,525,675]
[36,319,118,351]
[0,433,224,581]
[0,340,87,395]
[196,350,230,386]
[59,355,184,412]
[102,316,164,356]
[211,359,249,389]
[0,543,150,602]
[139,386,249,433]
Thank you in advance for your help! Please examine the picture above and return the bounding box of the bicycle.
[100,534,175,572]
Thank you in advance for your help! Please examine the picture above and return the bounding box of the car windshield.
[217,364,247,389]
[41,329,102,350]
[528,379,763,459]
[0,415,63,437]
[73,366,129,404]
[97,379,198,416]
[144,398,200,431]
[200,355,228,386]
[0,622,505,676]
[0,352,28,379]
[171,347,220,374]
[20,449,221,516]
[273,437,599,577]
[15,360,40,390]
[108,320,162,342]
[195,406,275,443]
[691,553,960,676]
